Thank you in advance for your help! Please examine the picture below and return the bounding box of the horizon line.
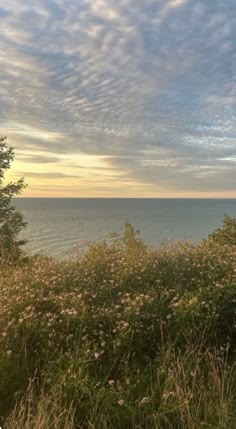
[15,196,236,200]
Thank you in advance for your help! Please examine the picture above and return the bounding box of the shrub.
[0,221,236,427]
[208,214,236,246]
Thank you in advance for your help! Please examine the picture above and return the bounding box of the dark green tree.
[0,136,27,261]
[208,214,236,246]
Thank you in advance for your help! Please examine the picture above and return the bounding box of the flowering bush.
[0,224,236,427]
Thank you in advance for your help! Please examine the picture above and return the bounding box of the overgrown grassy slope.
[0,221,236,428]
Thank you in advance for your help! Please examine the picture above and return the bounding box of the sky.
[0,0,236,198]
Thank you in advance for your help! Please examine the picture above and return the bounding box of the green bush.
[208,214,236,246]
[0,222,236,427]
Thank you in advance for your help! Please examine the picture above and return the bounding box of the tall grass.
[4,382,75,429]
[4,346,236,429]
[0,224,236,428]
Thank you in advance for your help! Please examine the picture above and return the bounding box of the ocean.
[14,198,236,258]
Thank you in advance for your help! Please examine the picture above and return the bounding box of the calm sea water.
[14,198,236,258]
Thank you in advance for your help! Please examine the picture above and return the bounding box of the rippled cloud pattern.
[0,0,236,196]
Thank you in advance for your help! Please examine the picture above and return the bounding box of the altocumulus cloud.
[0,0,236,196]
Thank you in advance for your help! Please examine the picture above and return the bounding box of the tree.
[0,136,27,261]
[208,214,236,246]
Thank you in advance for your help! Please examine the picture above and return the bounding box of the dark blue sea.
[14,198,236,258]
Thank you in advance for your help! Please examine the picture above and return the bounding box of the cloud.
[169,0,188,7]
[5,122,64,142]
[22,172,80,179]
[1,0,236,196]
[18,155,61,164]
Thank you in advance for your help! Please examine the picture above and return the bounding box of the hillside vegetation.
[0,218,236,428]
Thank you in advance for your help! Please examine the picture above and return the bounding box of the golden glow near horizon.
[6,154,236,198]
[2,120,236,198]
[1,1,236,198]
[4,131,236,198]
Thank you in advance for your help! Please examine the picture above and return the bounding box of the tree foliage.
[0,136,27,261]
[208,214,236,246]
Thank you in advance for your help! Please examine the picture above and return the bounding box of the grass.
[0,223,236,428]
